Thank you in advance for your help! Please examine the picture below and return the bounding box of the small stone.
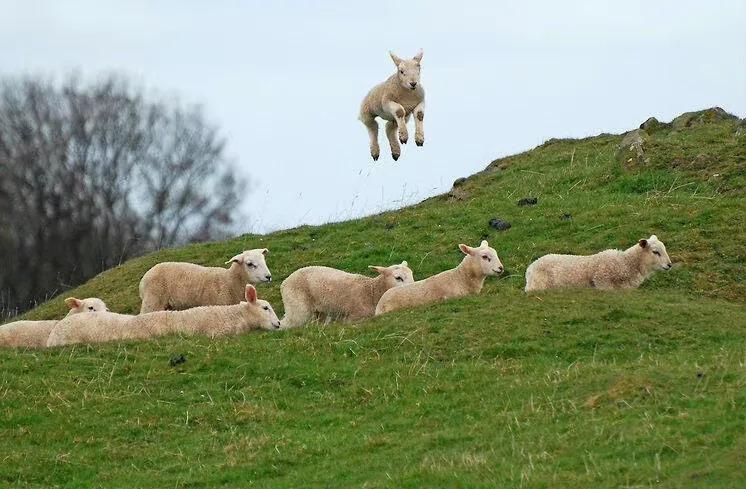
[169,354,186,367]
[488,218,511,231]
[452,177,467,187]
[517,197,538,207]
[561,213,572,221]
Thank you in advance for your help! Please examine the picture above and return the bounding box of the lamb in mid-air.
[359,49,425,161]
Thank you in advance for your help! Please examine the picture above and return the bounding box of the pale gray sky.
[3,1,745,232]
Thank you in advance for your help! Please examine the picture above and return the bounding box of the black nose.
[410,82,417,88]
[265,275,272,281]
[497,267,503,273]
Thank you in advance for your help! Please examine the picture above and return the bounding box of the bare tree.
[0,74,246,316]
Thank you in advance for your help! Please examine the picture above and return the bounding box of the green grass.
[2,109,745,488]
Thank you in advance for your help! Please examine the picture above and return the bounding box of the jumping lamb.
[47,285,280,347]
[359,49,425,161]
[375,241,503,315]
[280,261,414,329]
[139,248,272,313]
[0,297,108,348]
[524,234,672,292]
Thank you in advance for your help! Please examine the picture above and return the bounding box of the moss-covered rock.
[671,107,737,130]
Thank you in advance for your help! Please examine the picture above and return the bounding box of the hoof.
[400,137,408,145]
[392,153,400,161]
[372,154,379,161]
[416,139,424,147]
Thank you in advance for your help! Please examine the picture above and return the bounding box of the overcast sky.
[3,1,745,233]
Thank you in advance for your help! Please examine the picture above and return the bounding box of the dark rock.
[169,354,186,367]
[488,218,511,231]
[452,177,467,187]
[517,197,538,207]
[561,213,572,221]
[639,117,668,133]
[696,371,704,379]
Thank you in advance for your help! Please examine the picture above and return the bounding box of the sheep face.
[227,248,273,284]
[64,297,109,315]
[638,235,672,271]
[370,261,415,288]
[243,284,281,330]
[390,50,423,91]
[459,240,504,276]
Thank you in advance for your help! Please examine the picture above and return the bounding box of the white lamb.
[375,241,503,315]
[139,248,272,313]
[0,297,108,348]
[359,49,425,161]
[280,261,414,329]
[47,285,280,347]
[524,235,673,292]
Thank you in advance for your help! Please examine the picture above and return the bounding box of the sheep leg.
[360,114,380,161]
[140,293,167,314]
[413,102,425,146]
[384,101,409,145]
[385,120,401,161]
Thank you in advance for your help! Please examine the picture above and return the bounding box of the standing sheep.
[139,248,272,313]
[0,297,108,348]
[48,285,280,347]
[375,241,504,315]
[359,49,425,161]
[524,235,672,292]
[280,261,414,329]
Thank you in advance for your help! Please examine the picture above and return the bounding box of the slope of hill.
[2,108,745,488]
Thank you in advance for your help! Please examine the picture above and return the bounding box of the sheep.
[375,241,504,315]
[280,261,414,329]
[139,248,272,313]
[359,49,425,161]
[524,235,672,292]
[47,285,280,347]
[0,297,108,348]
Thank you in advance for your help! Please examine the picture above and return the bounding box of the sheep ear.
[261,248,269,256]
[389,51,403,66]
[639,239,648,248]
[401,260,408,267]
[413,49,423,63]
[368,265,387,275]
[245,285,257,303]
[64,297,82,309]
[225,253,243,265]
[480,240,489,248]
[459,244,473,255]
[649,235,658,242]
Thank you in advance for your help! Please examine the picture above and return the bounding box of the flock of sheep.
[0,235,672,349]
[0,50,674,349]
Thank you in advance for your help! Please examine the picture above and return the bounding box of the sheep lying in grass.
[139,249,272,313]
[359,49,425,161]
[47,285,279,347]
[0,297,108,348]
[524,235,672,292]
[375,241,503,315]
[280,261,414,329]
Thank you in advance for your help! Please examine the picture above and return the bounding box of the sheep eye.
[653,251,660,256]
[482,255,491,261]
[262,305,269,311]
[88,306,94,311]
[395,276,404,282]
[400,70,404,74]
[247,262,256,268]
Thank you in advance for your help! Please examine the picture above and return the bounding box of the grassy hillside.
[2,108,745,488]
